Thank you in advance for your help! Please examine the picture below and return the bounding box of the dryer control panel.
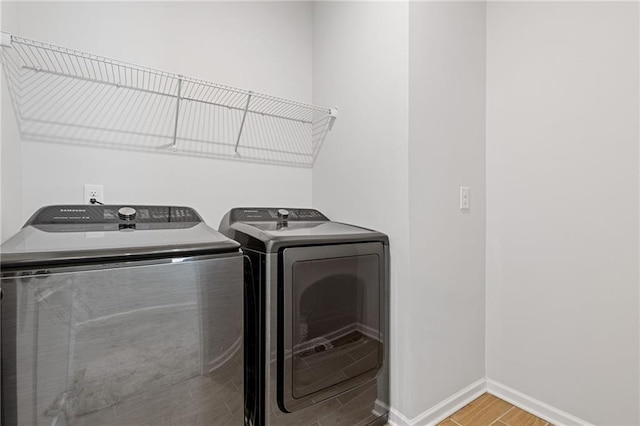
[229,208,329,222]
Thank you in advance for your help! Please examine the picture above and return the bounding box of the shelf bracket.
[235,92,252,155]
[328,107,338,130]
[0,32,11,48]
[172,76,183,150]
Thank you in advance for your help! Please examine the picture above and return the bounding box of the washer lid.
[232,220,377,238]
[1,205,240,269]
[219,208,388,253]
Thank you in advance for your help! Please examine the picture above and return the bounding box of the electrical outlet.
[84,184,104,204]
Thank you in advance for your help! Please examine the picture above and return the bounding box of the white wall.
[5,2,640,424]
[408,1,486,417]
[312,2,487,422]
[3,1,314,231]
[311,0,411,416]
[0,1,23,242]
[486,3,640,425]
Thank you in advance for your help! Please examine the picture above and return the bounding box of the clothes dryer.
[219,207,389,426]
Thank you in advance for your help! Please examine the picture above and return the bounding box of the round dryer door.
[278,242,385,413]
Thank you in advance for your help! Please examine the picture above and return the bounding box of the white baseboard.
[388,378,593,426]
[486,379,594,426]
[388,407,412,426]
[373,399,390,418]
[388,378,486,426]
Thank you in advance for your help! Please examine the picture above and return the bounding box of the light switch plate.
[460,186,470,210]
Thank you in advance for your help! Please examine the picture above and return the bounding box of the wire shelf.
[0,33,337,168]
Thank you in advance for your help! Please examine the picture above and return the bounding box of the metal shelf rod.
[21,65,317,125]
[21,65,171,98]
[16,38,326,112]
[14,40,174,80]
[186,78,328,112]
[182,96,313,124]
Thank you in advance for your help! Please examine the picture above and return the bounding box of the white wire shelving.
[0,32,337,168]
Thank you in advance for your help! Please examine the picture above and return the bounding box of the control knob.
[277,209,289,220]
[118,206,137,221]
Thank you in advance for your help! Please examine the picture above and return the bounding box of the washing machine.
[219,207,389,426]
[0,205,244,426]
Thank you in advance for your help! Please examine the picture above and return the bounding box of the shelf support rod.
[172,76,183,150]
[235,92,252,155]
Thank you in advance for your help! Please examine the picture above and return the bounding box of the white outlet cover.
[83,184,104,204]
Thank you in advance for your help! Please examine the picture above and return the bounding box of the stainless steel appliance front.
[219,207,390,426]
[259,244,389,426]
[1,253,243,426]
[280,243,384,413]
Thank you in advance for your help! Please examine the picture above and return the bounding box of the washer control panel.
[230,208,328,222]
[29,205,201,225]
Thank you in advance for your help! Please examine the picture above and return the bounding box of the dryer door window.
[279,242,384,413]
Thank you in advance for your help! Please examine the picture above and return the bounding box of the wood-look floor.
[438,393,553,426]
